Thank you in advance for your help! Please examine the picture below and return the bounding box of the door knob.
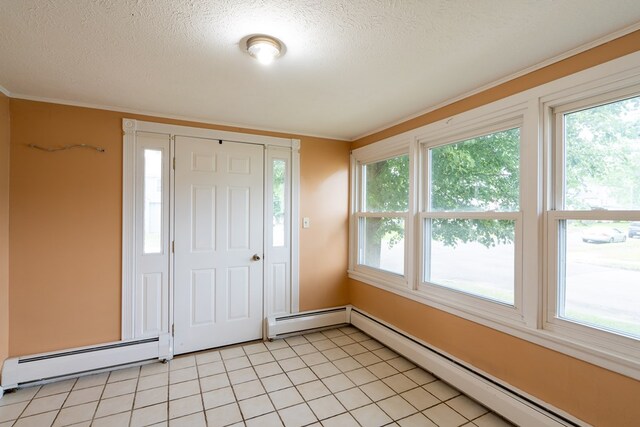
[252,254,261,261]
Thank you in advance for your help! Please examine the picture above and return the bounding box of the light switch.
[303,217,310,228]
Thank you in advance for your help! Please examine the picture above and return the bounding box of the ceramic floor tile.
[300,353,329,367]
[255,362,283,378]
[197,361,225,378]
[350,403,392,427]
[286,368,317,386]
[342,343,367,356]
[244,411,283,427]
[400,387,440,411]
[291,344,316,356]
[195,350,222,365]
[238,394,275,419]
[271,348,297,361]
[63,385,103,407]
[202,387,236,410]
[243,342,269,355]
[168,394,202,419]
[310,340,336,352]
[344,368,377,386]
[74,374,109,390]
[306,395,345,420]
[302,332,326,343]
[199,373,230,392]
[22,393,67,417]
[138,373,169,391]
[265,340,289,351]
[321,373,355,393]
[94,393,135,418]
[382,374,418,394]
[332,358,362,373]
[0,401,29,422]
[269,387,304,410]
[248,352,276,366]
[397,412,437,427]
[473,412,516,427]
[13,411,58,427]
[36,380,76,398]
[130,402,168,427]
[206,402,242,427]
[296,380,330,401]
[348,332,369,342]
[102,378,137,399]
[108,366,140,383]
[261,374,294,393]
[169,356,196,371]
[277,403,317,427]
[309,362,340,379]
[423,380,460,401]
[321,348,349,361]
[359,381,396,402]
[278,357,306,372]
[284,336,308,347]
[228,367,258,385]
[367,362,399,379]
[224,356,252,371]
[377,395,417,420]
[334,388,372,411]
[169,411,206,427]
[0,387,39,408]
[141,362,170,377]
[447,395,488,420]
[423,403,468,427]
[220,347,245,360]
[52,401,97,426]
[135,386,168,409]
[169,380,199,401]
[320,412,360,427]
[91,411,132,427]
[233,379,265,400]
[360,340,384,351]
[387,357,416,372]
[169,367,198,385]
[353,352,383,367]
[330,335,356,347]
[321,330,344,339]
[403,368,436,386]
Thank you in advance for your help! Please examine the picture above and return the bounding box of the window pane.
[430,128,520,212]
[564,95,640,210]
[364,155,409,212]
[144,149,162,254]
[273,159,286,247]
[560,220,640,338]
[426,219,515,305]
[360,217,404,275]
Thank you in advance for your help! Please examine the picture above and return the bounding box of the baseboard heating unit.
[350,308,584,427]
[267,306,351,339]
[1,334,171,390]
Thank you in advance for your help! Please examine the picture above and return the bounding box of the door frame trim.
[122,119,301,349]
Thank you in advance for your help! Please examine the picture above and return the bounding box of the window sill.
[348,272,640,381]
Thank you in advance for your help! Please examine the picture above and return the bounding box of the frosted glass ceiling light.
[246,35,282,65]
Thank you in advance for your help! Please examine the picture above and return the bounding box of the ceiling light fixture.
[246,35,282,65]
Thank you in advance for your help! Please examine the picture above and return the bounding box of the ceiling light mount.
[245,35,283,65]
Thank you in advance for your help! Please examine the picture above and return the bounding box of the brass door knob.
[252,254,261,261]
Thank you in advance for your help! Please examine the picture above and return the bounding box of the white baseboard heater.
[350,308,584,427]
[267,306,351,339]
[1,334,171,390]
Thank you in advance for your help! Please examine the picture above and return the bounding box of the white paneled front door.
[174,136,264,354]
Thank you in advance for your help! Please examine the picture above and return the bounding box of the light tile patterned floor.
[0,327,516,427]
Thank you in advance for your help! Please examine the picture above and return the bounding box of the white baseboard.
[350,308,586,427]
[1,334,171,390]
[267,306,351,339]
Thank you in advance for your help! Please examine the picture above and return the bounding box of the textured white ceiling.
[1,1,640,140]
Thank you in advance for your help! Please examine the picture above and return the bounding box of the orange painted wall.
[0,92,10,373]
[8,99,350,356]
[349,30,640,427]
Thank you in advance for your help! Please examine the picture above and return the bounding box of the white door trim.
[122,119,301,347]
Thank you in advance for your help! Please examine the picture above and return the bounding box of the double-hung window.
[547,89,640,353]
[352,150,410,285]
[418,121,523,318]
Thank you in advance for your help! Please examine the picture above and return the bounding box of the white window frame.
[348,50,640,381]
[544,84,640,362]
[417,118,526,324]
[349,136,413,289]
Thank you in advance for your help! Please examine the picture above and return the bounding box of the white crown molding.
[0,85,10,97]
[353,22,640,142]
[7,93,350,142]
